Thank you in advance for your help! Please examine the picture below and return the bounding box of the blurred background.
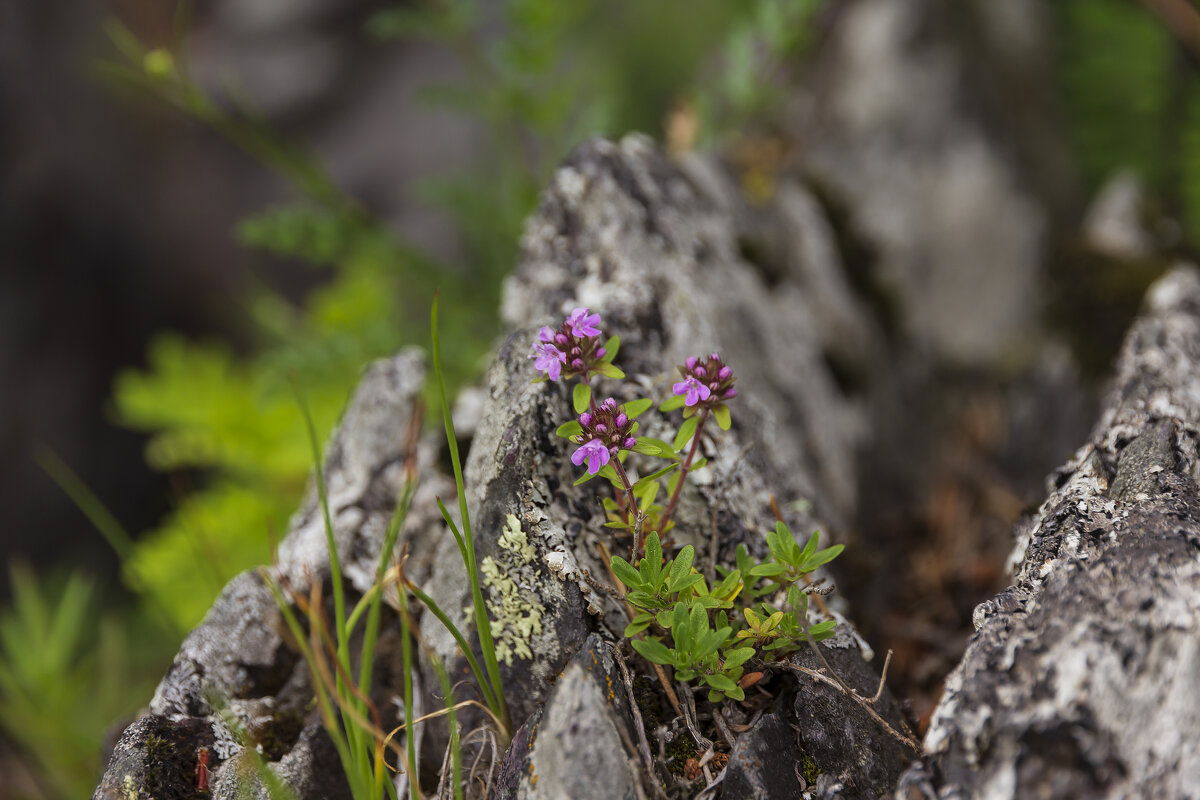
[2,0,1198,796]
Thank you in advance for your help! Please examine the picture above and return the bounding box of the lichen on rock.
[480,513,545,665]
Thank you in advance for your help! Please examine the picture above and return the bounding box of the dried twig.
[609,643,657,775]
[711,705,736,750]
[871,649,894,705]
[782,660,919,753]
[677,682,714,751]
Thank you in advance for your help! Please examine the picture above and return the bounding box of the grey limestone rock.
[96,350,437,799]
[910,266,1200,797]
[459,134,910,795]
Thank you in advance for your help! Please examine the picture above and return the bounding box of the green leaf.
[597,463,622,488]
[673,416,700,451]
[809,619,837,638]
[671,573,705,593]
[573,382,591,414]
[656,609,673,629]
[690,456,708,471]
[736,544,754,578]
[722,647,755,671]
[713,403,731,431]
[666,466,683,498]
[712,570,742,600]
[635,478,659,510]
[644,533,663,585]
[667,545,696,588]
[627,590,661,609]
[555,420,583,438]
[697,628,730,659]
[592,362,625,379]
[797,528,820,563]
[748,563,787,577]
[623,614,653,637]
[671,603,692,651]
[704,673,738,693]
[601,335,620,363]
[802,544,845,572]
[610,557,641,589]
[659,393,686,412]
[573,470,598,486]
[632,438,673,457]
[622,397,653,418]
[631,637,675,666]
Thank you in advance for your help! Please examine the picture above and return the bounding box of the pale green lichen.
[481,513,544,665]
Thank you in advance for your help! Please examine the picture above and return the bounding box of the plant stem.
[660,411,708,533]
[610,458,646,559]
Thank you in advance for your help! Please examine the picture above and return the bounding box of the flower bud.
[615,413,628,429]
[579,413,592,427]
[595,423,607,434]
[602,397,617,411]
[609,445,619,456]
[724,387,738,399]
[686,356,697,370]
[718,366,732,381]
[555,333,568,346]
[710,352,720,361]
[571,358,584,369]
[623,437,637,450]
[595,347,606,359]
[694,366,707,379]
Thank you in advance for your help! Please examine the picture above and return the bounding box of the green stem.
[432,294,510,734]
[659,410,707,533]
[610,458,645,560]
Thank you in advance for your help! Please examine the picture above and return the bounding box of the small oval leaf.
[573,382,592,414]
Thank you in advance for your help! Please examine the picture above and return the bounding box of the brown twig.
[677,682,714,751]
[871,649,894,705]
[609,642,670,800]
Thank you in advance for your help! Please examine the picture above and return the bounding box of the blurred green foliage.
[0,566,170,799]
[1057,0,1200,237]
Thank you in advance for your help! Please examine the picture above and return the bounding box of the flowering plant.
[532,306,844,709]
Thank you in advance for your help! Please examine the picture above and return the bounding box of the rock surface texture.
[903,266,1200,798]
[95,133,918,799]
[449,134,916,798]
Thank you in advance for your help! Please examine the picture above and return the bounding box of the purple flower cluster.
[673,353,737,408]
[530,307,607,381]
[571,397,637,475]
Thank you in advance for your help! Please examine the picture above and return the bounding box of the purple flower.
[566,307,603,338]
[531,341,566,380]
[571,438,611,475]
[673,376,712,407]
[531,308,609,382]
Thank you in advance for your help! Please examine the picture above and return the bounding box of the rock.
[800,0,1061,365]
[909,266,1200,797]
[94,715,213,800]
[1082,172,1153,260]
[96,351,437,798]
[491,634,643,800]
[721,711,806,800]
